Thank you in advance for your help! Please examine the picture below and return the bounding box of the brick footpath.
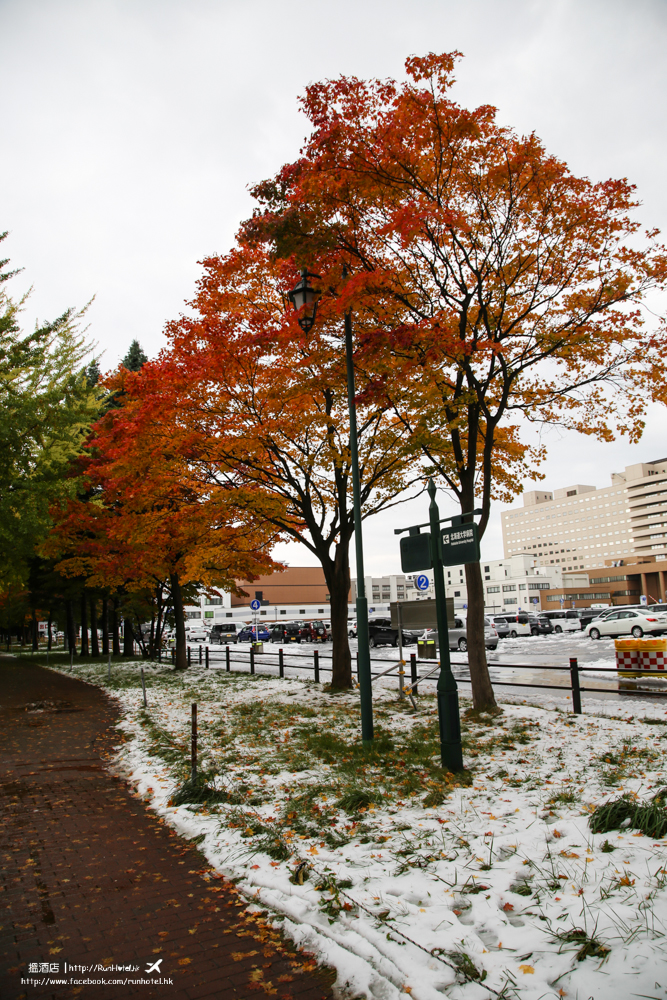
[0,658,335,1000]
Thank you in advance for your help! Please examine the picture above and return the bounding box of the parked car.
[448,616,498,652]
[269,622,303,644]
[209,623,239,644]
[490,613,553,637]
[185,625,209,642]
[586,609,667,639]
[304,620,329,642]
[348,620,357,638]
[538,610,582,633]
[238,625,271,642]
[489,616,511,639]
[368,617,419,647]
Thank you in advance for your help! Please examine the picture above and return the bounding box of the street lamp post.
[287,268,373,743]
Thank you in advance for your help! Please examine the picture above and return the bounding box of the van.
[209,623,238,644]
[538,610,581,633]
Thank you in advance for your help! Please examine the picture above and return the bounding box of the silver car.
[448,616,498,652]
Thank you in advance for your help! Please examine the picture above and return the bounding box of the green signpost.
[395,481,482,773]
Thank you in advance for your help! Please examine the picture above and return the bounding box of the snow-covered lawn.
[51,658,667,999]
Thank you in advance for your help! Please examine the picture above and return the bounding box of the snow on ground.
[48,655,667,999]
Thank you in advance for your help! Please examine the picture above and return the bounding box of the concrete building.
[184,567,336,625]
[500,458,667,570]
[231,566,330,607]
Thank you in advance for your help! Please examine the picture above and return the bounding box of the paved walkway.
[0,658,335,999]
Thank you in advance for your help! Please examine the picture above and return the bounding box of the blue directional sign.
[250,599,261,611]
[415,574,430,591]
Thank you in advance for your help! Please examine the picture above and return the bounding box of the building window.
[186,611,200,619]
[280,610,286,615]
[504,598,517,605]
[454,591,460,597]
[487,586,500,594]
[206,597,222,605]
[518,584,526,590]
[502,585,516,592]
[299,610,305,614]
[255,591,263,600]
[226,613,233,618]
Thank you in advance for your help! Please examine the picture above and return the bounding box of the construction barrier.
[615,637,667,678]
[640,637,667,671]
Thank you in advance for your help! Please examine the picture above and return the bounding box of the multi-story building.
[500,458,667,570]
[353,557,575,614]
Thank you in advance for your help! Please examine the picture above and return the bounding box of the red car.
[295,620,329,642]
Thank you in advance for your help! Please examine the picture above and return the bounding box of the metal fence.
[167,642,667,715]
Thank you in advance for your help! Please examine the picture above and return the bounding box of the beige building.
[501,458,667,570]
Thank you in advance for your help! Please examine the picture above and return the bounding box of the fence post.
[570,657,582,715]
[250,646,255,674]
[205,647,209,669]
[356,651,359,680]
[314,649,320,683]
[410,653,418,696]
[187,646,191,667]
[171,649,175,666]
[141,667,147,708]
[191,703,197,780]
[226,645,230,672]
[279,648,284,678]
[199,645,202,665]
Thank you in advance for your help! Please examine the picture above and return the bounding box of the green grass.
[590,793,667,839]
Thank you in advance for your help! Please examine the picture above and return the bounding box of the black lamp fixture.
[287,268,321,332]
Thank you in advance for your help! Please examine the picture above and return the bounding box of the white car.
[538,609,582,633]
[586,609,667,639]
[185,625,209,642]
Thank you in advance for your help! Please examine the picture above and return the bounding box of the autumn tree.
[160,245,419,688]
[48,364,283,669]
[243,51,667,709]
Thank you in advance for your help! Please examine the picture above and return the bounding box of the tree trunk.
[101,596,109,655]
[66,599,77,656]
[123,617,134,657]
[31,610,39,651]
[323,543,353,689]
[90,597,99,657]
[170,572,187,669]
[465,559,497,711]
[111,597,121,656]
[80,592,89,656]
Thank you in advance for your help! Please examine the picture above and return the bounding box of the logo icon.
[146,959,163,974]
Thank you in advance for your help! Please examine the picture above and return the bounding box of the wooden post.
[250,647,255,674]
[199,645,202,665]
[570,657,582,715]
[279,648,284,678]
[191,703,197,780]
[141,667,147,708]
[226,645,230,672]
[410,653,418,696]
[205,647,209,669]
[187,646,191,667]
[314,649,320,683]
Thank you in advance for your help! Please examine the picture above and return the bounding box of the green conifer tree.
[121,340,148,371]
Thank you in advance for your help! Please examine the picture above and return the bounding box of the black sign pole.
[427,479,463,773]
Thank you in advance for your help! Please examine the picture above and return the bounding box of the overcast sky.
[2,0,666,572]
